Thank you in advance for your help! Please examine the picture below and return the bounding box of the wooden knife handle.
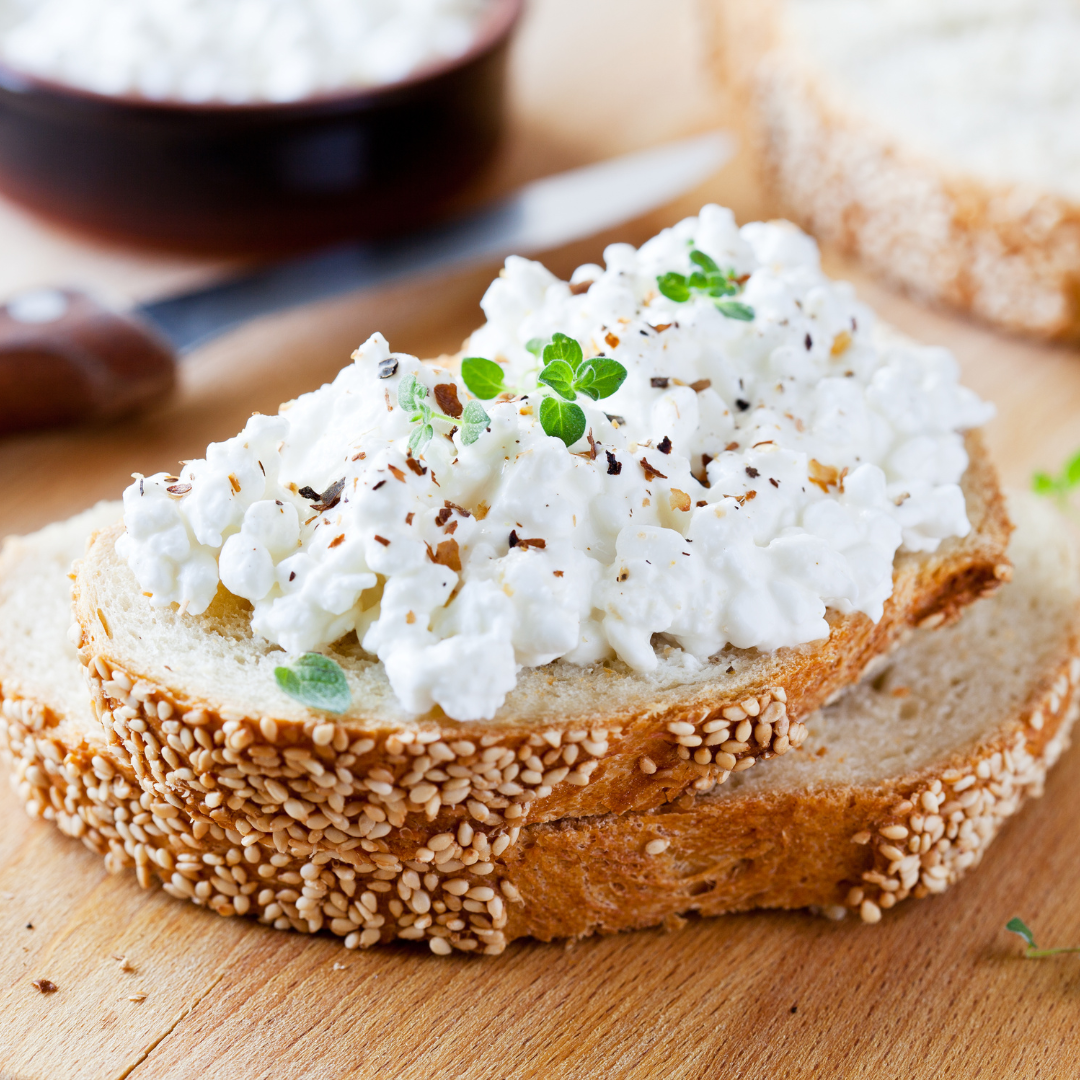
[0,289,177,436]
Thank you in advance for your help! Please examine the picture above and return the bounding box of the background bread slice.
[715,0,1080,342]
[1,493,1072,953]
[71,431,1010,869]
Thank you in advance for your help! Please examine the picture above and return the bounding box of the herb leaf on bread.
[274,653,351,714]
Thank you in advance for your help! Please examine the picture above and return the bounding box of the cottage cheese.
[117,205,993,720]
[786,0,1080,201]
[0,0,495,102]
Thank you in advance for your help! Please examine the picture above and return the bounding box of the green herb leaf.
[1007,917,1038,949]
[459,400,491,446]
[539,395,587,447]
[538,359,577,401]
[275,653,351,714]
[1033,472,1059,496]
[525,337,546,358]
[574,356,627,401]
[706,275,737,298]
[408,423,434,451]
[657,272,691,303]
[397,373,427,412]
[460,356,506,400]
[1005,916,1080,958]
[689,248,720,274]
[543,332,584,372]
[715,300,755,321]
[1066,452,1080,488]
[1032,449,1080,500]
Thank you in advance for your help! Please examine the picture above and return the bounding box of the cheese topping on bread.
[117,206,992,721]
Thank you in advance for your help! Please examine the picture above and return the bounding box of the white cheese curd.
[785,0,1080,201]
[0,0,495,103]
[117,205,993,720]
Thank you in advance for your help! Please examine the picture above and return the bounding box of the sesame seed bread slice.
[0,493,1071,954]
[70,431,1009,864]
[714,0,1080,342]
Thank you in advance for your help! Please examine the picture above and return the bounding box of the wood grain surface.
[3,2,1080,1077]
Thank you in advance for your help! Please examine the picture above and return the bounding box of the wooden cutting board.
[3,2,1080,1076]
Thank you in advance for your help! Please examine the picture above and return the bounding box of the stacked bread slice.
[6,430,1075,954]
[716,0,1080,341]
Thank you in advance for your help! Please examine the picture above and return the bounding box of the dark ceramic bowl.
[0,0,522,254]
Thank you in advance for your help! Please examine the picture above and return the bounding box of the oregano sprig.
[657,247,755,321]
[274,653,351,714]
[461,332,627,448]
[398,373,490,451]
[1006,917,1080,959]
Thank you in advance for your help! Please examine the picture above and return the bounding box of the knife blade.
[0,130,733,435]
[141,129,733,353]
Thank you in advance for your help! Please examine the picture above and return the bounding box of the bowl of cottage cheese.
[0,0,521,251]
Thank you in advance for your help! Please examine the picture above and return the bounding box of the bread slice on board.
[70,432,1009,868]
[0,493,1071,953]
[715,0,1080,342]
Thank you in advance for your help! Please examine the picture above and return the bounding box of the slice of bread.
[0,493,1072,954]
[71,432,1010,867]
[716,0,1080,342]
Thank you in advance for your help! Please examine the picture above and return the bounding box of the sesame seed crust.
[4,603,1074,954]
[716,0,1080,343]
[69,435,1010,873]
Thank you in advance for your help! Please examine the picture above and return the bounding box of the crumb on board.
[32,979,58,994]
[128,993,147,1002]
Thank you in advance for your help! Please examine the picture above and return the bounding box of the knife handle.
[0,289,177,436]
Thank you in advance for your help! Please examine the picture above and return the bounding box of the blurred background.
[0,0,1078,536]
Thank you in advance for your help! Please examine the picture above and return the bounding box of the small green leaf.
[689,248,720,274]
[574,357,627,401]
[657,272,690,303]
[408,423,434,451]
[539,396,587,447]
[543,332,584,372]
[716,300,755,321]
[397,373,427,412]
[1033,472,1059,496]
[460,356,506,400]
[688,270,709,291]
[1007,917,1038,949]
[538,359,577,401]
[525,337,546,358]
[706,275,737,298]
[459,400,491,446]
[1066,452,1080,488]
[275,653,351,714]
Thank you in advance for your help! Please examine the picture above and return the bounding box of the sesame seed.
[879,825,909,840]
[860,900,882,924]
[312,723,335,746]
[645,839,669,855]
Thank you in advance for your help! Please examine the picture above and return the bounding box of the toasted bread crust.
[715,0,1080,342]
[3,575,1076,951]
[70,433,1010,870]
